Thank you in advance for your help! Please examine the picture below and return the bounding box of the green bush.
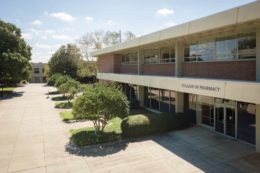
[121,113,188,137]
[54,75,73,88]
[20,80,27,84]
[47,73,62,86]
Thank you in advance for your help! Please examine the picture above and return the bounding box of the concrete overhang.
[90,1,260,57]
[97,73,260,104]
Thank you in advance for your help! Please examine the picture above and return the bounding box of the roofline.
[90,1,260,57]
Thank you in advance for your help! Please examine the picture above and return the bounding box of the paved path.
[0,84,260,173]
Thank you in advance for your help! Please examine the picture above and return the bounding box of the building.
[91,1,260,152]
[30,63,46,83]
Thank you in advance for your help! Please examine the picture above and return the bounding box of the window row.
[184,33,256,62]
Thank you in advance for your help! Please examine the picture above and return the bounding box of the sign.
[181,83,221,92]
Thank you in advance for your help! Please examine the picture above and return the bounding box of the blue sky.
[0,0,256,62]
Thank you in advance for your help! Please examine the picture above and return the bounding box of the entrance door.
[214,104,236,138]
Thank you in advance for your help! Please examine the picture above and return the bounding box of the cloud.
[49,12,75,22]
[157,8,174,16]
[35,43,61,49]
[52,34,72,40]
[31,20,42,25]
[85,16,94,22]
[45,29,55,34]
[35,43,52,49]
[165,21,176,27]
[22,33,33,40]
[105,20,116,27]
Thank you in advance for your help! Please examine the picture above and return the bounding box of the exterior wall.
[120,65,138,74]
[98,54,121,73]
[30,63,46,83]
[182,60,256,81]
[142,64,175,76]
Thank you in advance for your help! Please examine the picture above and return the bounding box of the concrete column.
[256,27,260,81]
[256,104,260,152]
[137,49,144,75]
[138,86,144,107]
[175,41,184,77]
[175,92,184,113]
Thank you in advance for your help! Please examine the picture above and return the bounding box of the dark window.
[150,88,159,110]
[160,90,170,112]
[238,35,256,60]
[237,102,256,144]
[34,68,40,74]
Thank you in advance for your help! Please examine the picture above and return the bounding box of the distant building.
[30,63,46,83]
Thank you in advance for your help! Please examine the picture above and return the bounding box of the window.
[216,38,237,60]
[122,53,137,65]
[184,33,256,62]
[34,68,40,74]
[145,87,175,113]
[237,35,256,60]
[144,49,160,64]
[197,96,214,127]
[160,47,175,63]
[144,47,175,64]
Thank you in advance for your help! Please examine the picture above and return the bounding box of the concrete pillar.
[137,49,144,75]
[256,27,260,81]
[138,86,144,107]
[175,41,184,77]
[256,104,260,152]
[175,92,184,113]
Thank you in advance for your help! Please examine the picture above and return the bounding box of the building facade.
[91,2,260,152]
[30,63,46,83]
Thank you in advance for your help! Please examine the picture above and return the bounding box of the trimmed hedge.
[121,113,189,137]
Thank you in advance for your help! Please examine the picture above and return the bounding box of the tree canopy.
[0,19,31,83]
[73,83,129,134]
[48,44,81,78]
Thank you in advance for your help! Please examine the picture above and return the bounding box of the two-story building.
[30,62,46,83]
[91,1,260,152]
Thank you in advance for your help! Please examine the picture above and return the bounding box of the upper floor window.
[144,47,175,64]
[122,52,137,65]
[34,68,40,74]
[184,33,256,62]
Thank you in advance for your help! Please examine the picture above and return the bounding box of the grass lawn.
[1,87,16,91]
[51,95,68,101]
[0,86,17,97]
[55,102,73,109]
[59,111,74,121]
[70,117,122,146]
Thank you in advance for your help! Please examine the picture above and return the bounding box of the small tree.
[47,73,62,86]
[73,83,129,134]
[58,79,80,102]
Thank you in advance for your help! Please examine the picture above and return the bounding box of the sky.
[0,0,256,63]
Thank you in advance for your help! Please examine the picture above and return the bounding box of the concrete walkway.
[0,84,260,173]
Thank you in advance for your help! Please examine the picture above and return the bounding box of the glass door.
[215,106,224,134]
[214,104,236,138]
[225,107,236,137]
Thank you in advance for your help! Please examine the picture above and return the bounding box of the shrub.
[73,83,129,134]
[20,80,27,84]
[121,113,188,137]
[54,75,73,88]
[47,73,62,86]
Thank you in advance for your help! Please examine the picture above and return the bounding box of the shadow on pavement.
[65,140,128,157]
[0,91,24,100]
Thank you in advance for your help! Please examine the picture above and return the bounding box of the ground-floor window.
[197,96,214,127]
[237,102,256,144]
[144,87,175,113]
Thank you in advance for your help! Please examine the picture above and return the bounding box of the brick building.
[91,2,260,152]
